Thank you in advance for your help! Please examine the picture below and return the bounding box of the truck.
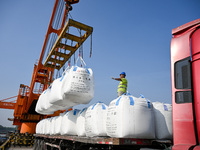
[33,18,200,150]
[171,18,200,150]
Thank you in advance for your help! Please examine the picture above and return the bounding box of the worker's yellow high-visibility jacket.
[117,78,127,93]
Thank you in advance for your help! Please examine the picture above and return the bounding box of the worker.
[112,72,128,97]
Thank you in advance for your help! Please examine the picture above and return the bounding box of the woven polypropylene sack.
[44,118,52,135]
[49,69,77,108]
[36,119,46,134]
[36,87,67,115]
[106,95,155,139]
[61,66,95,106]
[35,89,56,115]
[153,102,173,139]
[76,108,87,136]
[35,90,51,114]
[85,102,108,137]
[54,113,65,135]
[60,109,80,135]
[50,117,57,135]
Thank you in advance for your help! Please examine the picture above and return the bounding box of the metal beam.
[43,19,93,70]
[0,102,16,109]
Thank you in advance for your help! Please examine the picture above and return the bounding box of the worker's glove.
[111,77,115,80]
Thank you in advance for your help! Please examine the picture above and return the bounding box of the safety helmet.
[120,72,126,76]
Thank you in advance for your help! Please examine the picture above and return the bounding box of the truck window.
[175,91,192,103]
[175,57,191,89]
[174,57,192,103]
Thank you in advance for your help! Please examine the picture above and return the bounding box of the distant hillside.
[0,125,16,133]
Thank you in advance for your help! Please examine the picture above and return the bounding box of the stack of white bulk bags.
[60,109,80,135]
[85,102,108,137]
[153,102,173,139]
[106,95,155,139]
[35,57,95,115]
[76,108,87,136]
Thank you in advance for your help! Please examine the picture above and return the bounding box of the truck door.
[191,28,200,145]
[171,19,200,150]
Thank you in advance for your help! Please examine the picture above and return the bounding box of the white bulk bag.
[153,102,173,139]
[49,68,77,108]
[38,88,52,114]
[76,108,87,136]
[41,120,45,134]
[44,118,52,135]
[35,88,54,115]
[42,119,47,134]
[50,117,57,135]
[36,123,39,134]
[36,120,41,134]
[60,109,80,135]
[50,57,94,107]
[36,86,68,115]
[85,102,108,137]
[61,65,94,105]
[50,58,94,108]
[36,119,45,134]
[35,89,52,115]
[106,95,155,139]
[54,112,65,135]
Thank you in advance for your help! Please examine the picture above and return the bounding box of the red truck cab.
[171,19,200,150]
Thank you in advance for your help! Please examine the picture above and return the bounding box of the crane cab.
[171,19,200,150]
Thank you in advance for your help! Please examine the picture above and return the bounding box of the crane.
[0,0,93,134]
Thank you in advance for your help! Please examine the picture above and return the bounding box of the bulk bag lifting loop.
[140,94,151,108]
[163,104,168,111]
[73,109,79,115]
[75,56,87,67]
[74,56,91,74]
[91,101,106,110]
[80,108,87,114]
[116,96,134,106]
[76,108,87,137]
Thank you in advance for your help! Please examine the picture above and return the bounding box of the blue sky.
[0,0,199,127]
